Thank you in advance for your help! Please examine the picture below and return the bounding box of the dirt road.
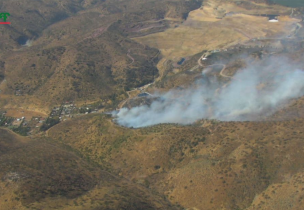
[127,49,135,65]
[219,64,230,78]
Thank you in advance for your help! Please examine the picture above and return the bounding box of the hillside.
[0,0,203,113]
[2,0,304,209]
[45,112,304,210]
[0,128,180,210]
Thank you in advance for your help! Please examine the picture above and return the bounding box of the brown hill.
[0,128,181,210]
[2,1,304,209]
[0,0,203,112]
[45,112,304,210]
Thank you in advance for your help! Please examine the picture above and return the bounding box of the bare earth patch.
[133,0,297,60]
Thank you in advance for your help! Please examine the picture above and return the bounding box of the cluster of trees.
[40,117,60,131]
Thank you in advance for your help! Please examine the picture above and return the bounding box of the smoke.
[113,57,304,128]
[23,39,33,47]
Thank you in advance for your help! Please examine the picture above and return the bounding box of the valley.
[1,0,304,209]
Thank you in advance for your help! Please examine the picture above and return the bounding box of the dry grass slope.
[134,0,295,59]
[0,0,203,112]
[46,111,304,210]
[0,128,181,210]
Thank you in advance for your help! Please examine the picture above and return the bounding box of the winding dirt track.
[219,64,230,78]
[118,18,301,110]
[201,61,229,78]
[118,54,229,109]
[137,18,182,24]
[117,13,302,111]
[127,49,135,65]
[198,52,210,67]
[118,90,134,109]
[118,50,160,109]
[118,82,155,109]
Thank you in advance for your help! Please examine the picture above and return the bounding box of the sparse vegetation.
[40,117,60,131]
[1,0,304,210]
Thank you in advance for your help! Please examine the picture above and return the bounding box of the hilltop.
[1,0,304,209]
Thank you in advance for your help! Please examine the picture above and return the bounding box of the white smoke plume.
[23,39,33,47]
[113,57,304,128]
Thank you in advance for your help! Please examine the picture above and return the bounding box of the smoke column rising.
[113,58,304,128]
